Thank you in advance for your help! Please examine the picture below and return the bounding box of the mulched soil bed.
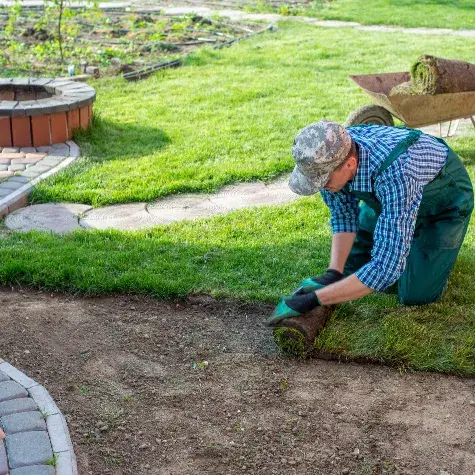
[1,288,475,474]
[0,9,263,77]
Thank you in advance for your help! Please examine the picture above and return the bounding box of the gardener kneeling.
[268,120,474,328]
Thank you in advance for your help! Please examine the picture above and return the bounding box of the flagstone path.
[5,175,299,233]
[157,6,475,39]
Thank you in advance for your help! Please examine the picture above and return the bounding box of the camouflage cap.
[289,120,352,195]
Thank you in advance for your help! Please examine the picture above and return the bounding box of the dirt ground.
[1,288,475,475]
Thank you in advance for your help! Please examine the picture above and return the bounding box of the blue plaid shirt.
[321,125,448,291]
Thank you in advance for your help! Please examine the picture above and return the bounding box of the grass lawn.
[248,0,475,30]
[31,22,475,206]
[4,22,475,374]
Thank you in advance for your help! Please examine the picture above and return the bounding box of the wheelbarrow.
[346,72,475,137]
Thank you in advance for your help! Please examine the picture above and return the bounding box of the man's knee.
[398,286,444,306]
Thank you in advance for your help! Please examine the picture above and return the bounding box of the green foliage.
[32,41,57,61]
[0,0,104,70]
[79,385,90,395]
[41,0,102,63]
[45,453,59,467]
[148,20,168,41]
[0,8,239,76]
[5,0,21,37]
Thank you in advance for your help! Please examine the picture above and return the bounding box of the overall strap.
[433,136,449,147]
[376,129,422,177]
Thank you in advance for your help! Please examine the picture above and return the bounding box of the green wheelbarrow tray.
[348,72,475,130]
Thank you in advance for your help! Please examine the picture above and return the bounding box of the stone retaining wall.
[0,79,95,148]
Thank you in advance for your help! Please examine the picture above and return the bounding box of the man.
[268,120,473,326]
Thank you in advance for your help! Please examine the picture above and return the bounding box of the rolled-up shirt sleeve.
[321,187,360,234]
[355,172,423,291]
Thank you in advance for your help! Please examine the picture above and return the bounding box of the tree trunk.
[58,0,64,63]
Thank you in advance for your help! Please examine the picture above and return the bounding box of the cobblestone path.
[0,359,77,475]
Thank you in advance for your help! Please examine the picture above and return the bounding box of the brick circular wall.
[0,78,96,148]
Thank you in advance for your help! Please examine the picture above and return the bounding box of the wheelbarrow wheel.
[345,104,394,127]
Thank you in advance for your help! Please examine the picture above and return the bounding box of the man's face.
[323,156,358,193]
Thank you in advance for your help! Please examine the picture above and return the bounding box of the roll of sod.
[272,306,333,358]
[389,80,414,96]
[390,55,475,96]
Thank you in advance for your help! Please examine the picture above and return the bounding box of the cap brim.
[288,166,330,196]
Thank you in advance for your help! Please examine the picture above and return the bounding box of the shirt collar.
[349,141,373,193]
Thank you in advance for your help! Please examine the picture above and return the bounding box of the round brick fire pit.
[0,78,96,148]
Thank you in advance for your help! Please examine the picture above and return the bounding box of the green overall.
[344,128,474,305]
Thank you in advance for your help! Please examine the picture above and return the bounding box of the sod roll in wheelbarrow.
[390,55,475,96]
[273,306,334,358]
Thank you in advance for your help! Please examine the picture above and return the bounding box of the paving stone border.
[0,141,80,221]
[0,358,77,475]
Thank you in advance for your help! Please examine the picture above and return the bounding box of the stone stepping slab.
[5,178,300,232]
[6,203,93,233]
[0,358,78,475]
[0,141,80,220]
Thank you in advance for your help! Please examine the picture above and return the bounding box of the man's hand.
[294,268,344,295]
[268,273,374,326]
[268,270,343,326]
[267,292,322,327]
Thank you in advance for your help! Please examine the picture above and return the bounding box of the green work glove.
[293,268,344,295]
[267,292,322,327]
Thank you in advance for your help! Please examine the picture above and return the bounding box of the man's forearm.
[329,232,356,273]
[316,274,373,305]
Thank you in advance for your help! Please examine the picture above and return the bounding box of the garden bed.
[0,6,265,77]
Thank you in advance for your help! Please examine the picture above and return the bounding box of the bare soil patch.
[1,288,475,474]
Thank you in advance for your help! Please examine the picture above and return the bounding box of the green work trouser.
[344,148,474,305]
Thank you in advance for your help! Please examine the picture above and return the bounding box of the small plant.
[79,385,90,395]
[279,5,291,16]
[42,0,102,64]
[5,0,21,37]
[46,453,59,467]
[38,408,53,419]
[192,360,209,369]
